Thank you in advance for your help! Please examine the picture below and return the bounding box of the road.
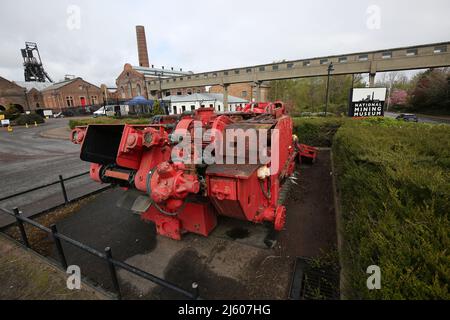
[385,111,450,124]
[0,118,102,227]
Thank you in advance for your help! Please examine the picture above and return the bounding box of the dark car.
[396,113,418,122]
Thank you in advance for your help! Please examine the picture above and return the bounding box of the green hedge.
[293,117,345,147]
[332,119,450,299]
[69,117,150,129]
[14,113,45,126]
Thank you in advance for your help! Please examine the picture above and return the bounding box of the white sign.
[43,110,53,116]
[349,88,387,117]
[352,88,387,102]
[1,119,10,126]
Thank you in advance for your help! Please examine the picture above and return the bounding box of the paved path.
[52,151,336,299]
[0,118,104,227]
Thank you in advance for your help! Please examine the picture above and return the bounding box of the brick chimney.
[136,25,150,68]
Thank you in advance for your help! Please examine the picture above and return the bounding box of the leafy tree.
[269,74,364,115]
[408,68,450,114]
[151,100,166,116]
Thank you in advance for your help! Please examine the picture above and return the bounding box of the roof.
[132,65,192,78]
[14,81,52,92]
[41,78,78,92]
[41,77,100,92]
[164,93,248,104]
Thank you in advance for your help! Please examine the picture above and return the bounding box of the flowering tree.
[389,89,408,106]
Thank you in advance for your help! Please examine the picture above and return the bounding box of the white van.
[94,105,129,117]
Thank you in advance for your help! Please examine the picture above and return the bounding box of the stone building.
[41,77,103,111]
[209,82,270,102]
[0,76,29,112]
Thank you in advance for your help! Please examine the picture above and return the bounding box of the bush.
[292,117,345,147]
[69,117,150,129]
[14,113,45,126]
[333,119,450,299]
[4,105,22,120]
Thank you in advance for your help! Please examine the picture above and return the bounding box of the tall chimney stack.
[136,25,150,68]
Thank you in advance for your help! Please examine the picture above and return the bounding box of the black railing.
[1,207,200,300]
[0,171,90,203]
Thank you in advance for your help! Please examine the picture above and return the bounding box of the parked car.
[396,113,418,122]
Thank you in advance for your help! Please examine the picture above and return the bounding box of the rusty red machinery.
[71,101,317,240]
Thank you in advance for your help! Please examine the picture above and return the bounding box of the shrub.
[292,117,345,147]
[14,113,45,126]
[69,117,150,129]
[333,120,450,299]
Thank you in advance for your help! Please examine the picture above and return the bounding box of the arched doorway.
[0,105,5,112]
[13,104,24,113]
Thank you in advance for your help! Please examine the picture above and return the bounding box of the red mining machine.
[71,102,317,240]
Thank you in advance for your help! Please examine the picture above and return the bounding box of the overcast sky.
[1,0,449,86]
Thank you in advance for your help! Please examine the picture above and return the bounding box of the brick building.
[209,82,270,102]
[116,26,205,100]
[41,77,103,111]
[0,76,29,112]
[14,81,51,111]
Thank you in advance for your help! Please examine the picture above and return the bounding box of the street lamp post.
[325,62,334,117]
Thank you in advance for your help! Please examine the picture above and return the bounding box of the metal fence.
[0,172,201,300]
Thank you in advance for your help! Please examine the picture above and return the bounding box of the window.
[382,51,392,59]
[187,90,192,95]
[234,70,240,74]
[338,57,348,63]
[272,65,279,70]
[91,96,98,104]
[358,54,369,61]
[213,73,218,77]
[181,105,186,112]
[287,63,294,68]
[173,106,177,114]
[209,104,213,108]
[136,84,141,96]
[224,71,229,76]
[201,105,205,108]
[191,105,195,111]
[66,96,74,107]
[128,83,132,97]
[177,91,182,96]
[242,91,248,98]
[320,59,328,65]
[406,49,418,56]
[217,105,221,111]
[121,87,125,98]
[434,45,447,53]
[303,61,311,67]
[259,66,265,71]
[246,68,252,73]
